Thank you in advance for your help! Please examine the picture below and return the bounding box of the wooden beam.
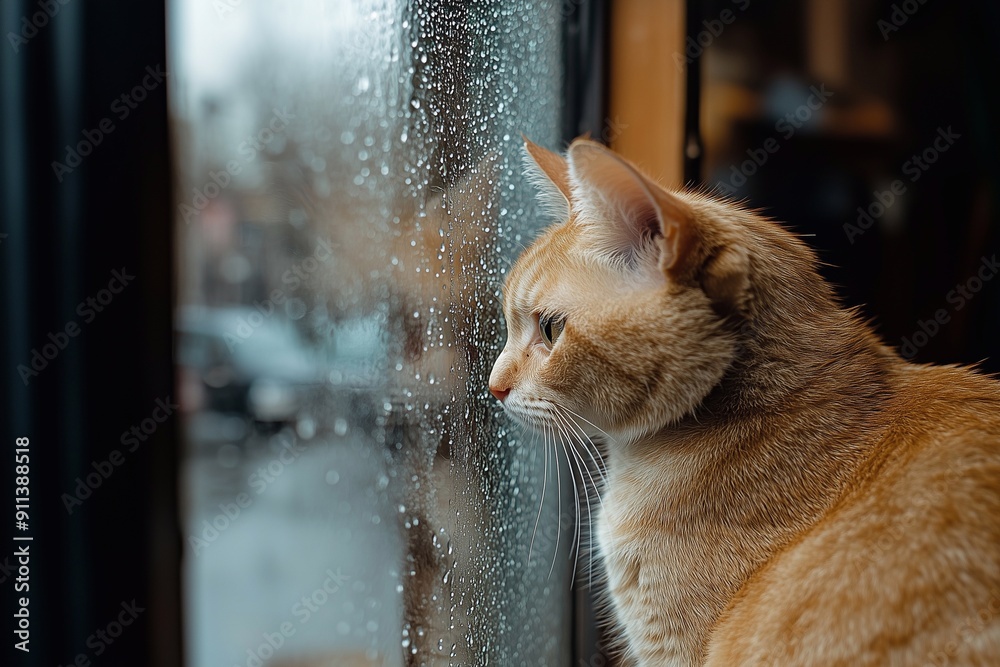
[608,0,687,187]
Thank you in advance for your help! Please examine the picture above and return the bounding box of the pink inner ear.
[567,142,670,260]
[636,206,662,241]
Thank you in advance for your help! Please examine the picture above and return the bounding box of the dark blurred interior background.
[696,0,1000,372]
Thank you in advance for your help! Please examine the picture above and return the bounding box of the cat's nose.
[490,385,510,402]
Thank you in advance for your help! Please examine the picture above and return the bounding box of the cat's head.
[489,138,822,443]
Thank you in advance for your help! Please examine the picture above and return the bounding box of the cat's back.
[707,363,1000,666]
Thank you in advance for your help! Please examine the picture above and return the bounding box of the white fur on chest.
[597,461,724,667]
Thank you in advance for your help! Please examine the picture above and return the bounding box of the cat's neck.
[730,309,890,476]
[598,306,901,667]
[608,300,897,528]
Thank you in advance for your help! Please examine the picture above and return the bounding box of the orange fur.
[490,138,1000,666]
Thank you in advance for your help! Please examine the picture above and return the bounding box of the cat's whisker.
[554,417,605,591]
[554,419,582,586]
[548,420,563,580]
[556,407,609,499]
[560,416,589,573]
[528,418,548,566]
[552,409,605,589]
[554,407,611,488]
[553,408,606,505]
[568,429,608,489]
[558,404,618,448]
[516,424,537,490]
[524,427,539,488]
[552,409,593,587]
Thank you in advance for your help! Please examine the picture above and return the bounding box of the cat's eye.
[538,314,566,349]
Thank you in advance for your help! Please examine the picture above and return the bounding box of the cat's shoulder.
[706,362,1000,665]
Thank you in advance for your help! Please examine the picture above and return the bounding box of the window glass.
[169,1,571,664]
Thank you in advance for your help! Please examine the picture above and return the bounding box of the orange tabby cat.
[489,137,1000,666]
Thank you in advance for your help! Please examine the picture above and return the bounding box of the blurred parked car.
[176,306,390,441]
[176,306,326,428]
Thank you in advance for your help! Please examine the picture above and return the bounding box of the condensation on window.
[170,1,571,665]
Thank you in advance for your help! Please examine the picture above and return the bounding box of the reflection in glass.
[170,1,572,664]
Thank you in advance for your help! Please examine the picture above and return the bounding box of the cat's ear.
[567,139,750,316]
[522,137,571,220]
[567,139,694,270]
